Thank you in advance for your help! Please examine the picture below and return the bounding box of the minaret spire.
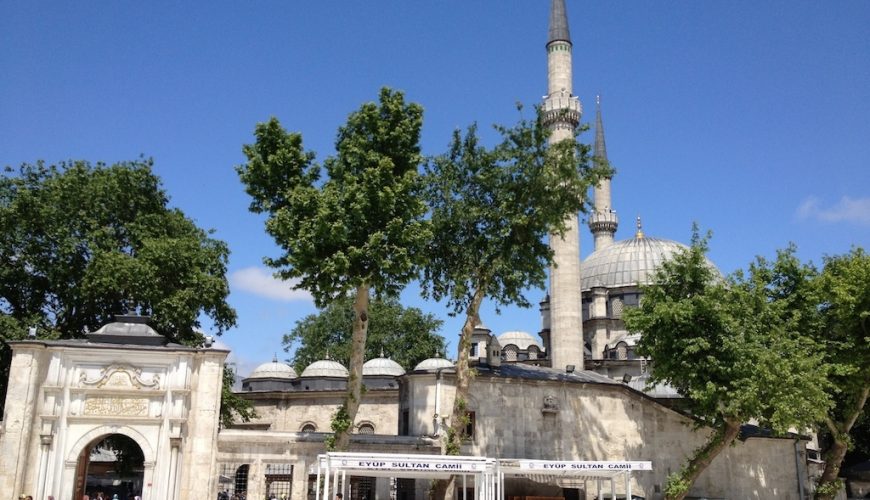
[548,0,572,45]
[588,95,619,250]
[544,0,584,372]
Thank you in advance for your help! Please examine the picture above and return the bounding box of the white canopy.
[315,452,652,500]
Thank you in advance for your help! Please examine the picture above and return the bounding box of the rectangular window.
[264,463,293,499]
[463,411,476,440]
[400,410,410,436]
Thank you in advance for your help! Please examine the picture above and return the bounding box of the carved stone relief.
[79,364,160,390]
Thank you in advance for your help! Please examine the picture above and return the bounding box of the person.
[335,494,343,500]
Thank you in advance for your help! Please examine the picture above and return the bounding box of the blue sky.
[2,1,868,376]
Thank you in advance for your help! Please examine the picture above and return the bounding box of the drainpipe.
[795,439,806,499]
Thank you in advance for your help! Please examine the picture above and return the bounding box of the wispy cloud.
[796,196,870,226]
[229,266,313,302]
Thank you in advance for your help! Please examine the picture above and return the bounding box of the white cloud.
[229,266,313,302]
[796,195,870,226]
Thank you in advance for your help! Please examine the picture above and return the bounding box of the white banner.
[516,460,652,471]
[334,458,485,473]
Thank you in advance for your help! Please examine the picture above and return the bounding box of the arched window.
[301,423,317,433]
[616,342,628,360]
[527,346,539,360]
[357,422,375,434]
[611,297,625,319]
[503,344,519,362]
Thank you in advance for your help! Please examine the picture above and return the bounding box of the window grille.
[503,345,518,362]
[216,463,249,499]
[264,463,293,499]
[396,478,415,500]
[301,423,316,433]
[351,476,375,500]
[527,346,539,360]
[357,422,375,434]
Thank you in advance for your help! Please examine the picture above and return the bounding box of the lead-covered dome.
[414,357,454,371]
[300,359,349,378]
[248,360,297,380]
[497,331,542,350]
[581,237,690,291]
[363,357,406,377]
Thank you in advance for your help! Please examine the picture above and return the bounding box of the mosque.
[0,1,823,499]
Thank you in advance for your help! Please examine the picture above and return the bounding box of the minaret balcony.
[589,209,619,233]
[542,93,581,128]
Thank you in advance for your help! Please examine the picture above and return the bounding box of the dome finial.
[379,347,385,358]
[636,216,645,239]
[273,352,278,363]
[325,349,331,360]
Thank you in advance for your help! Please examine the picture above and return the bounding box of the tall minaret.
[543,0,584,372]
[588,96,619,250]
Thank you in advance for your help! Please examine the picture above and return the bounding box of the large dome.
[581,236,689,291]
[300,359,349,378]
[497,331,542,350]
[363,357,406,377]
[248,360,297,380]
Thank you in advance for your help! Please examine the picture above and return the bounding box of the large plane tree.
[238,88,430,450]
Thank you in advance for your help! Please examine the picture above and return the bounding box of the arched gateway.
[0,314,227,500]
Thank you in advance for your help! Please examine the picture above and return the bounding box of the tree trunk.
[431,286,486,500]
[333,284,370,451]
[667,418,741,500]
[816,386,869,500]
[815,438,847,500]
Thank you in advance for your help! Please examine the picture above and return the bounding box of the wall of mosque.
[402,372,807,500]
[243,389,400,435]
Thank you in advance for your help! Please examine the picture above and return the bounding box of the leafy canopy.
[0,159,236,341]
[237,87,431,306]
[284,296,445,373]
[625,233,830,432]
[422,110,607,314]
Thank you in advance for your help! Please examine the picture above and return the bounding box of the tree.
[624,236,830,500]
[238,88,430,450]
[285,296,445,373]
[221,364,256,428]
[421,110,607,498]
[0,159,237,414]
[812,247,870,499]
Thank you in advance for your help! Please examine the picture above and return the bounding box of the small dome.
[582,237,705,291]
[248,360,297,380]
[300,359,349,378]
[497,331,542,351]
[414,357,454,371]
[363,357,406,377]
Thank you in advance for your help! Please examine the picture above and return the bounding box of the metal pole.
[315,465,322,500]
[323,460,331,500]
[610,477,615,500]
[463,474,467,500]
[625,471,632,500]
[596,478,601,500]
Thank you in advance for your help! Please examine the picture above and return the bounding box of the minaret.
[543,0,584,372]
[588,96,619,250]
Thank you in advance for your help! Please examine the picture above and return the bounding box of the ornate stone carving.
[83,397,149,416]
[542,394,560,414]
[79,364,160,390]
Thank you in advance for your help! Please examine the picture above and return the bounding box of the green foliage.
[284,296,445,373]
[239,88,430,451]
[625,233,830,432]
[664,472,690,498]
[624,231,832,497]
[325,405,351,451]
[237,88,431,307]
[220,364,256,427]
[421,110,607,314]
[0,159,237,413]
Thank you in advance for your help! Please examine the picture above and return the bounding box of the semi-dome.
[248,360,297,380]
[497,331,542,351]
[300,359,349,378]
[363,357,406,377]
[581,236,691,291]
[414,357,454,371]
